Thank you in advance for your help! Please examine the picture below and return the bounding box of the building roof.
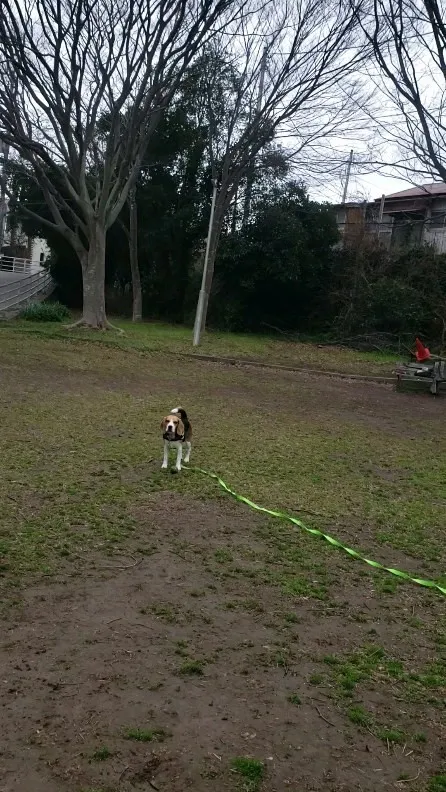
[332,200,374,210]
[381,183,446,200]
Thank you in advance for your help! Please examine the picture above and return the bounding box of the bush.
[20,301,70,322]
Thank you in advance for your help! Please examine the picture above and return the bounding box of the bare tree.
[357,0,446,184]
[0,0,240,328]
[190,0,369,337]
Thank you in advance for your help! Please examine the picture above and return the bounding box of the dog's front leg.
[161,440,169,469]
[175,443,183,472]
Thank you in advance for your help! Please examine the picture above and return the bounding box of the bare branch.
[356,0,446,183]
[190,0,370,332]
[0,0,242,326]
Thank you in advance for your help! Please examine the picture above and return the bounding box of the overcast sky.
[331,170,414,203]
[309,161,434,205]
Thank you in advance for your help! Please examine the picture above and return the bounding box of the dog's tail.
[171,406,188,421]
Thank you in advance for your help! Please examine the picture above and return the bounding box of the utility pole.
[192,178,218,347]
[341,149,354,204]
[242,46,267,226]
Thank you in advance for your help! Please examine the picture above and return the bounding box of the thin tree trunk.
[129,188,142,322]
[231,188,238,233]
[79,221,107,329]
[242,168,254,226]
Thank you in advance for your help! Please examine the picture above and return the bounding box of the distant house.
[333,200,393,248]
[377,183,446,252]
[333,183,446,253]
[0,206,50,271]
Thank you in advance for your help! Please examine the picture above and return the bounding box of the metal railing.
[0,269,54,312]
[0,255,43,274]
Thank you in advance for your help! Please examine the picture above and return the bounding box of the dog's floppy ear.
[160,417,167,430]
[177,418,185,436]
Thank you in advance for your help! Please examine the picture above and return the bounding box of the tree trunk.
[242,167,254,226]
[231,188,238,233]
[80,221,107,329]
[129,188,142,322]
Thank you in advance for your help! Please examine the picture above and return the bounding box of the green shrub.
[20,301,70,322]
[428,776,446,792]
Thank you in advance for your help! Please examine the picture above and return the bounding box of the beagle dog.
[160,407,192,472]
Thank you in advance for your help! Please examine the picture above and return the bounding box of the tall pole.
[193,178,218,346]
[341,149,354,204]
[242,46,267,226]
[0,142,9,254]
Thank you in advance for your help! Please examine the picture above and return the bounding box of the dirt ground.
[0,335,445,792]
[1,493,444,792]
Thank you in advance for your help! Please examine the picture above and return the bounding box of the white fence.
[0,263,54,313]
[0,255,43,275]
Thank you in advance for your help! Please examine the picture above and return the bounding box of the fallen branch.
[98,556,143,571]
[128,622,152,630]
[260,322,297,339]
[119,765,129,783]
[314,705,335,727]
[396,769,420,784]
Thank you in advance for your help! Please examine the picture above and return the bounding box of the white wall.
[30,237,51,266]
[423,197,446,253]
[424,227,446,253]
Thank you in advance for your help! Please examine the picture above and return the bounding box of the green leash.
[185,466,446,598]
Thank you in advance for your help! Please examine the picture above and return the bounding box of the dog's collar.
[163,431,185,442]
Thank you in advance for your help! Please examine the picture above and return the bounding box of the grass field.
[0,321,445,792]
[3,317,398,374]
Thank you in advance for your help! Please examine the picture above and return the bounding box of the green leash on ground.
[185,466,446,598]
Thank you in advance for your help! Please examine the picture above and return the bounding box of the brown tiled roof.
[382,183,446,200]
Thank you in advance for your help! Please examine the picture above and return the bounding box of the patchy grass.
[178,659,205,676]
[347,707,407,747]
[231,757,265,791]
[147,603,180,623]
[320,644,445,746]
[123,727,168,742]
[0,317,397,375]
[323,645,386,694]
[323,645,446,703]
[374,726,405,745]
[90,747,113,762]
[429,777,446,792]
[347,704,372,727]
[0,325,445,790]
[0,325,443,575]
